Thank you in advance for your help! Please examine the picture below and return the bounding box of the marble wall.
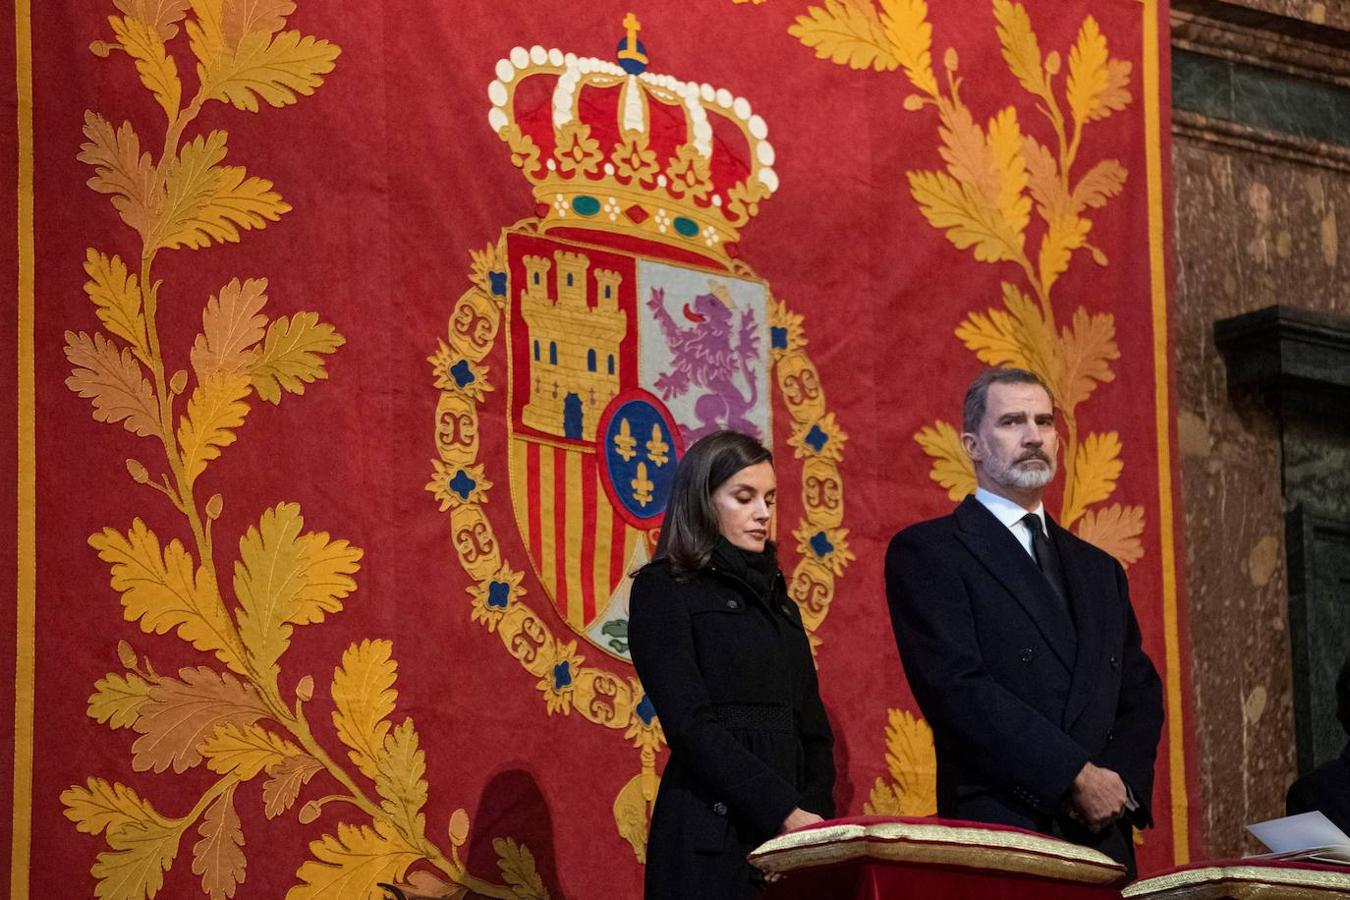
[1171,0,1350,859]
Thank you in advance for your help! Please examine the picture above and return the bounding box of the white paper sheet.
[1247,811,1350,862]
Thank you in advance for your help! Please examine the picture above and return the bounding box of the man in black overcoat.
[884,367,1164,878]
[1286,656,1350,833]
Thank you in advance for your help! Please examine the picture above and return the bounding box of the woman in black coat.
[629,430,835,899]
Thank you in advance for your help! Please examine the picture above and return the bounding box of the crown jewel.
[488,15,778,263]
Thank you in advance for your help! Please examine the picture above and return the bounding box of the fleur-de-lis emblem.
[614,417,637,461]
[645,424,669,466]
[631,462,654,506]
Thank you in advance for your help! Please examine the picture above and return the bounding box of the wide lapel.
[1054,516,1105,730]
[953,497,1076,671]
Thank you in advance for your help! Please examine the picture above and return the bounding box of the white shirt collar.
[974,486,1045,532]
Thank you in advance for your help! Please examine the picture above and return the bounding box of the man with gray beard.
[883,367,1163,879]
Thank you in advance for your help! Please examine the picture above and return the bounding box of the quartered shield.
[504,227,772,659]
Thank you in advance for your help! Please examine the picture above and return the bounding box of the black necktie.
[1022,513,1069,609]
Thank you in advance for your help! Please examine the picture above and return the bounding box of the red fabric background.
[5,1,1196,897]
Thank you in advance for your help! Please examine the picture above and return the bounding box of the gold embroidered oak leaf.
[201,722,302,780]
[187,0,226,64]
[129,665,269,773]
[956,308,1029,369]
[789,0,898,73]
[864,708,936,816]
[1025,145,1127,291]
[1065,431,1123,527]
[1073,158,1128,210]
[955,282,1056,378]
[62,777,166,838]
[1023,136,1086,293]
[495,837,549,900]
[865,778,905,816]
[89,671,155,729]
[64,331,162,439]
[993,0,1046,99]
[287,821,422,900]
[987,107,1031,242]
[199,29,340,112]
[1022,135,1067,220]
[111,14,182,121]
[935,101,992,198]
[883,710,937,813]
[332,638,398,781]
[93,814,184,900]
[1042,216,1092,296]
[1055,306,1118,411]
[1075,503,1145,567]
[83,250,149,363]
[191,278,269,380]
[192,784,246,900]
[234,502,362,687]
[913,419,975,501]
[879,0,936,95]
[262,752,323,819]
[115,0,191,39]
[1066,16,1132,126]
[221,0,295,45]
[177,370,251,484]
[249,311,345,404]
[376,719,429,846]
[908,171,1015,264]
[89,518,244,672]
[78,113,157,241]
[152,130,290,251]
[911,104,1028,265]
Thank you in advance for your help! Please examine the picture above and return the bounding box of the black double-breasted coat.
[629,546,835,900]
[884,496,1163,875]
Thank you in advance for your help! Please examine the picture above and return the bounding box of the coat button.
[726,599,739,610]
[1109,655,1119,669]
[713,802,727,816]
[1019,648,1033,662]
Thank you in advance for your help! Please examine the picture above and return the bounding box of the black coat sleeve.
[629,570,801,836]
[1093,560,1164,826]
[884,531,1090,814]
[795,641,835,818]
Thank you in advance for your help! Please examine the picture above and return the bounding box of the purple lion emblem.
[647,284,761,444]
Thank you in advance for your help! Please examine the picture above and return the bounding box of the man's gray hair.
[962,367,1056,434]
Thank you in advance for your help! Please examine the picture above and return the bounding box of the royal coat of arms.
[428,15,852,859]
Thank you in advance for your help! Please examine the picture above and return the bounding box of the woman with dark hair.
[629,430,835,899]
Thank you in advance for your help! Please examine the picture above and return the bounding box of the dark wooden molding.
[1174,0,1350,54]
[1215,305,1350,419]
[1174,109,1350,173]
[1173,5,1350,86]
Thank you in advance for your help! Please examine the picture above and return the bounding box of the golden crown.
[488,14,778,264]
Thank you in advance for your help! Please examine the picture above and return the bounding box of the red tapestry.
[3,1,1197,897]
